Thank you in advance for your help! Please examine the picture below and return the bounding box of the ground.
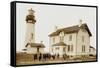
[16,53,96,65]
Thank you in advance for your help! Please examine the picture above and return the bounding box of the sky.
[16,3,96,52]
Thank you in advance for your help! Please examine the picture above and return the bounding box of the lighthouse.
[25,8,36,46]
[24,8,45,55]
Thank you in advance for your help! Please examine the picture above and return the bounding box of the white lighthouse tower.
[23,8,45,55]
[25,8,36,46]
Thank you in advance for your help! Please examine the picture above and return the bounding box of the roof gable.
[25,43,45,48]
[80,24,92,36]
[52,42,67,46]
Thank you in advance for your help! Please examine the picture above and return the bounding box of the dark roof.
[90,46,95,50]
[25,43,45,48]
[22,49,27,51]
[52,42,67,46]
[49,23,92,37]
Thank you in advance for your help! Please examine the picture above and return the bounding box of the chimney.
[55,26,58,31]
[79,19,82,27]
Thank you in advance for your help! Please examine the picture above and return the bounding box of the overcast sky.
[16,3,96,52]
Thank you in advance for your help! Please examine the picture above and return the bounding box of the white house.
[49,21,92,58]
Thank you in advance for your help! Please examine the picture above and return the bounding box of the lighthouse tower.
[25,8,36,45]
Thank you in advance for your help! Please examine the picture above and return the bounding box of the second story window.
[82,45,85,52]
[60,36,64,42]
[60,36,62,42]
[59,31,64,42]
[69,35,72,41]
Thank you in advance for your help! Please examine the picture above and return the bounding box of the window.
[53,37,55,43]
[60,36,62,42]
[71,45,73,51]
[68,45,73,52]
[62,36,64,41]
[59,31,64,42]
[63,47,66,52]
[69,35,72,41]
[82,36,84,42]
[82,45,85,52]
[60,36,64,42]
[68,45,70,52]
[83,45,85,52]
[89,49,91,52]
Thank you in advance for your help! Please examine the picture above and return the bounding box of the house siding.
[77,29,90,56]
[64,33,77,56]
[50,33,77,57]
[26,46,37,54]
[26,45,44,54]
[50,36,60,45]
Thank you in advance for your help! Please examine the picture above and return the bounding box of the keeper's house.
[49,22,93,58]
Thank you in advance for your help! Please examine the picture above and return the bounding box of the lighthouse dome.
[26,8,36,23]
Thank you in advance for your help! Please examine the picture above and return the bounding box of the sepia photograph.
[14,2,97,66]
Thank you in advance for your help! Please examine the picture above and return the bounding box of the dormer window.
[60,36,64,42]
[59,31,64,42]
